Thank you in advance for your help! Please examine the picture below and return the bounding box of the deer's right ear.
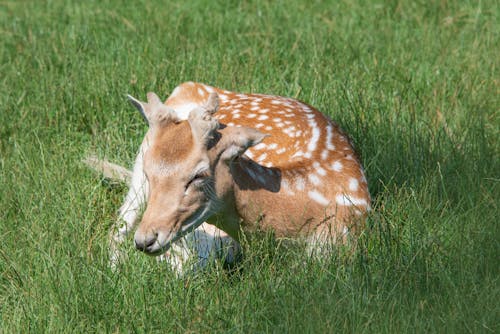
[127,94,149,124]
[220,126,268,163]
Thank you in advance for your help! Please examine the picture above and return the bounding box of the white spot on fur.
[247,113,257,118]
[283,126,296,137]
[321,150,329,160]
[325,125,335,150]
[276,148,286,154]
[308,190,329,205]
[281,179,295,195]
[335,194,368,207]
[313,162,327,176]
[301,105,313,113]
[295,177,305,191]
[197,88,205,96]
[257,153,268,161]
[253,143,267,150]
[307,120,320,153]
[204,86,215,93]
[258,115,269,120]
[348,178,359,191]
[255,123,264,128]
[330,161,343,172]
[308,174,321,185]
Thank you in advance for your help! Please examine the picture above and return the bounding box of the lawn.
[0,0,498,332]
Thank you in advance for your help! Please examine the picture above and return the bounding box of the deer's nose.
[134,230,158,252]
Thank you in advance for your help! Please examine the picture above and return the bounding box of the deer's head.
[128,92,265,255]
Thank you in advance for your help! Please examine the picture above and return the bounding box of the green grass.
[1,0,499,332]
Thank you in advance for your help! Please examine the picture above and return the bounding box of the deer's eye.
[186,170,209,189]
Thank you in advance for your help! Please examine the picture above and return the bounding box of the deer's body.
[110,82,370,269]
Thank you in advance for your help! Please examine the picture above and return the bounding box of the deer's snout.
[134,228,172,255]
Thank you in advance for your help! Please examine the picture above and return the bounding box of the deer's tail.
[83,155,132,183]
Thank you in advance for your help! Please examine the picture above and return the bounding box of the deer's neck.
[227,157,283,229]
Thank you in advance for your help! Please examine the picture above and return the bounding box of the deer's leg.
[109,139,150,267]
[304,211,348,258]
[158,223,241,276]
[191,223,241,269]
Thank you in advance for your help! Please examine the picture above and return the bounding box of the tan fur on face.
[136,118,213,254]
[150,121,194,163]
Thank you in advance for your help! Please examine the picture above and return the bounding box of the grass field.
[1,0,499,332]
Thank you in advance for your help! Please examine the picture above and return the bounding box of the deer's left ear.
[127,92,178,126]
[219,126,268,163]
[127,94,148,123]
[188,93,220,143]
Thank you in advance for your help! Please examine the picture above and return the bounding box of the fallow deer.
[109,82,371,270]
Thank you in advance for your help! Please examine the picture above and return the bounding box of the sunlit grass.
[0,0,498,332]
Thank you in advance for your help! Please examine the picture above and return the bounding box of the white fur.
[173,103,201,120]
[308,190,329,205]
[109,138,150,267]
[335,194,368,207]
[159,223,241,276]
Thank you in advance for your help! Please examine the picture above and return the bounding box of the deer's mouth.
[136,203,214,256]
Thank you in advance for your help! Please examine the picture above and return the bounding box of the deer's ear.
[127,92,178,126]
[188,108,219,144]
[220,126,268,162]
[146,92,162,105]
[127,94,149,123]
[204,93,219,115]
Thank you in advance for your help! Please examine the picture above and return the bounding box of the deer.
[108,82,371,272]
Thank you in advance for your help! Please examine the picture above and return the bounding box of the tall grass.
[1,0,498,332]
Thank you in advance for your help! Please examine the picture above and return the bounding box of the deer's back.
[166,82,371,236]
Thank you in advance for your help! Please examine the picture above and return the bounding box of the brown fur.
[132,82,371,254]
[150,122,194,162]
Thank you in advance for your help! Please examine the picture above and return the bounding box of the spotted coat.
[164,82,371,239]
